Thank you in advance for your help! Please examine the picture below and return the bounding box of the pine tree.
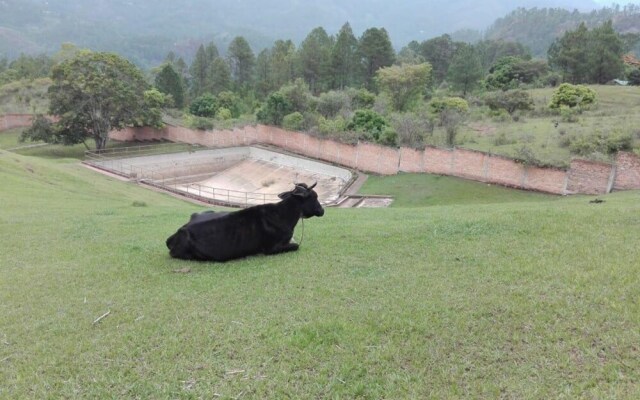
[589,20,624,84]
[189,44,209,97]
[207,57,232,95]
[154,63,185,108]
[227,36,255,90]
[358,28,396,89]
[330,22,360,89]
[298,27,334,94]
[447,44,483,96]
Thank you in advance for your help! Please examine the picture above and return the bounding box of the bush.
[317,91,350,118]
[185,115,214,130]
[567,130,633,156]
[492,132,516,146]
[346,109,391,144]
[484,90,534,116]
[256,92,293,126]
[428,97,469,115]
[189,94,219,117]
[549,83,596,109]
[282,112,304,131]
[215,107,232,120]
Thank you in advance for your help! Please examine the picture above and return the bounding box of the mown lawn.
[1,149,639,398]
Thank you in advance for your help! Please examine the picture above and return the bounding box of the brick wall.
[566,159,613,195]
[614,151,640,191]
[0,114,33,130]
[5,115,639,195]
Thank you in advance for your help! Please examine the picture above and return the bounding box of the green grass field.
[1,144,639,398]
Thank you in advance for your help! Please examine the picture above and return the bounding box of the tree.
[256,92,293,126]
[227,36,255,89]
[330,22,360,89]
[21,51,156,150]
[447,44,483,96]
[418,34,458,84]
[154,63,185,108]
[375,63,432,111]
[298,27,334,93]
[428,97,469,147]
[207,57,232,95]
[189,44,210,97]
[548,23,591,84]
[270,40,298,89]
[358,28,395,89]
[589,20,624,84]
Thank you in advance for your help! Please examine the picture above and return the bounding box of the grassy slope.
[1,150,639,398]
[444,85,640,167]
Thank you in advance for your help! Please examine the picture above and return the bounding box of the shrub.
[317,91,350,118]
[215,107,232,120]
[428,97,469,115]
[567,130,633,156]
[346,109,391,144]
[549,83,596,109]
[484,90,534,116]
[185,115,214,130]
[317,116,348,137]
[189,93,219,117]
[256,92,293,126]
[282,112,304,131]
[493,132,517,146]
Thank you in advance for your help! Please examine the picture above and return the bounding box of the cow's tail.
[166,228,195,260]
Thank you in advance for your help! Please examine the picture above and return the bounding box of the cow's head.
[278,182,325,218]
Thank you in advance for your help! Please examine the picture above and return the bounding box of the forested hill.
[485,5,640,57]
[1,0,604,67]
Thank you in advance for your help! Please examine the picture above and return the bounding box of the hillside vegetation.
[1,145,639,398]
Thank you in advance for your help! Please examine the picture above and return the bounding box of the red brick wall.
[614,151,640,191]
[452,149,487,181]
[5,115,634,195]
[424,146,454,175]
[0,114,32,130]
[525,166,567,194]
[399,148,424,173]
[566,159,613,195]
[485,156,525,188]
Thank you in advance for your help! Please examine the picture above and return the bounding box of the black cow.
[166,183,324,261]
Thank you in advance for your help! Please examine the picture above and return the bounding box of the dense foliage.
[20,51,164,150]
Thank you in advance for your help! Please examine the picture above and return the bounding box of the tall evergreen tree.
[189,44,209,97]
[207,57,232,95]
[254,48,273,98]
[270,40,298,89]
[358,27,395,89]
[227,36,255,89]
[447,44,483,96]
[330,22,360,89]
[589,20,624,83]
[154,63,185,108]
[548,23,591,84]
[298,27,334,94]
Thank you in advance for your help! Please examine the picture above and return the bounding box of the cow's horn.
[308,182,317,190]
